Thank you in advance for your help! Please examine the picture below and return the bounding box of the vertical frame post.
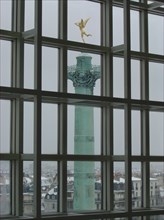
[124,0,132,214]
[140,0,150,209]
[11,0,24,216]
[33,0,42,217]
[58,0,68,213]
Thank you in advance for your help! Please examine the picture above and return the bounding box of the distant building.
[43,176,163,212]
[0,175,10,215]
[1,172,162,215]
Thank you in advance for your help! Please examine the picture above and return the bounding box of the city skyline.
[0,1,164,157]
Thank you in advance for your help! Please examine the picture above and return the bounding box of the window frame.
[0,0,164,219]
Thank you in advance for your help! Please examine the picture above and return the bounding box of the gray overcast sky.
[0,0,164,164]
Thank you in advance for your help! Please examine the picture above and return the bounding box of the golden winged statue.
[75,17,92,43]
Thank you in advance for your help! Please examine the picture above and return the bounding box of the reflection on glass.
[113,7,124,46]
[150,162,164,208]
[67,51,101,96]
[0,100,10,153]
[132,110,141,155]
[114,162,125,211]
[68,1,100,45]
[68,105,101,155]
[41,161,58,213]
[86,218,127,220]
[42,0,58,38]
[148,14,164,55]
[132,218,142,220]
[132,216,164,220]
[147,215,164,220]
[114,109,125,155]
[0,0,11,30]
[42,103,58,154]
[0,161,10,215]
[23,102,34,153]
[132,162,142,209]
[149,62,164,102]
[131,60,140,99]
[67,161,101,211]
[23,161,34,215]
[24,0,34,31]
[113,57,124,98]
[42,47,58,91]
[115,218,127,220]
[149,112,164,156]
[24,44,34,89]
[131,10,140,51]
[0,40,11,87]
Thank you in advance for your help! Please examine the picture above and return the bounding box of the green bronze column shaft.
[68,53,100,210]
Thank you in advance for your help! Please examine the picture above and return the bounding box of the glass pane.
[131,10,140,51]
[132,162,142,209]
[0,161,10,215]
[149,62,164,102]
[68,0,101,45]
[24,43,34,89]
[132,218,142,220]
[113,219,127,220]
[132,110,141,155]
[114,109,125,155]
[0,100,10,153]
[149,216,164,220]
[23,161,34,215]
[0,0,12,30]
[23,102,34,153]
[42,103,58,154]
[89,218,128,220]
[148,14,164,55]
[41,161,58,213]
[150,162,164,208]
[114,162,125,211]
[24,0,34,31]
[68,105,101,155]
[42,0,58,38]
[147,1,154,4]
[67,161,101,211]
[68,51,101,96]
[0,40,11,87]
[149,112,164,156]
[133,216,164,220]
[42,47,58,92]
[113,7,124,46]
[113,57,124,98]
[131,60,140,99]
[114,219,127,220]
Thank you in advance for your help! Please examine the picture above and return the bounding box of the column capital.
[68,70,100,88]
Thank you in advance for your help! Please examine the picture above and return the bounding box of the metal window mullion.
[58,0,68,213]
[102,0,113,97]
[141,110,150,208]
[33,0,42,217]
[11,0,17,215]
[123,0,132,214]
[58,103,67,213]
[101,0,114,211]
[11,0,25,216]
[14,99,24,216]
[104,106,114,211]
[140,0,150,209]
[124,104,132,213]
[108,1,114,211]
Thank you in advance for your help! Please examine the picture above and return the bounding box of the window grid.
[0,0,164,219]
